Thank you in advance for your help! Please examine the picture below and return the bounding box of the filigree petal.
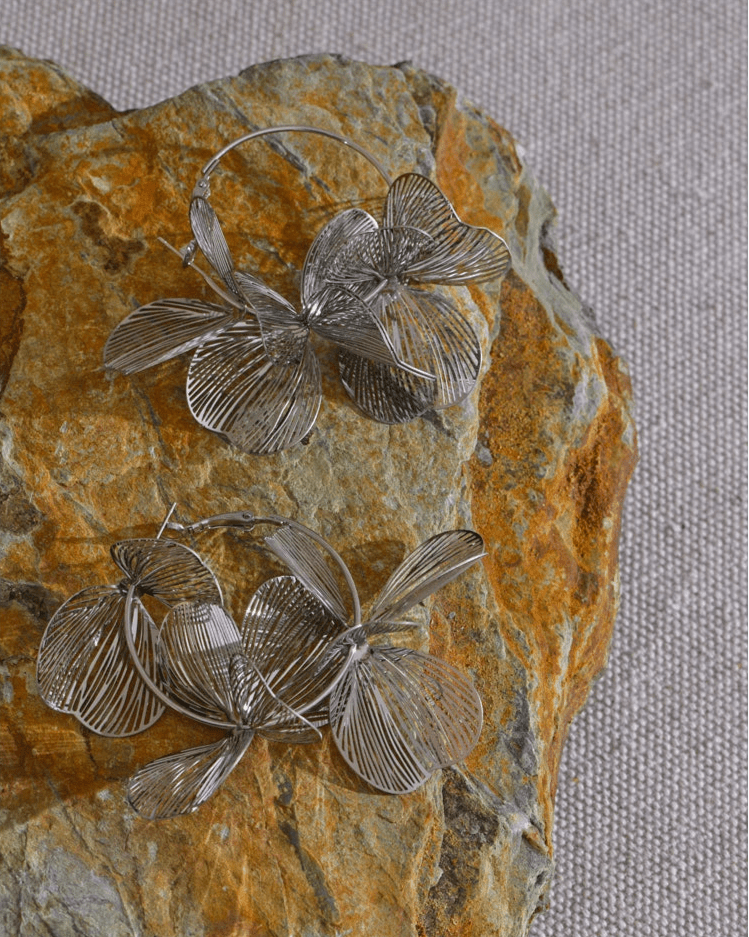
[111,539,222,607]
[127,729,254,819]
[36,586,165,737]
[189,197,243,297]
[241,575,345,731]
[186,318,322,454]
[338,350,437,423]
[329,646,483,793]
[302,208,378,305]
[309,287,434,377]
[384,173,511,284]
[325,226,434,285]
[263,526,351,623]
[158,602,242,723]
[232,271,295,308]
[384,173,455,237]
[231,273,309,365]
[103,298,236,375]
[370,288,482,410]
[367,530,485,627]
[230,653,326,743]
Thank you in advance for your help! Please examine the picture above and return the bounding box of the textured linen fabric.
[2,1,746,934]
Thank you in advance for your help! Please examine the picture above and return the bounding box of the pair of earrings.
[37,507,485,819]
[103,126,511,453]
[39,126,507,818]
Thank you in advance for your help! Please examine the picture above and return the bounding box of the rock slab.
[0,49,636,937]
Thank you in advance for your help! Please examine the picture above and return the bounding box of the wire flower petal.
[337,351,437,424]
[158,601,243,723]
[339,288,481,422]
[325,226,435,287]
[263,524,354,623]
[127,729,255,819]
[103,299,236,375]
[328,646,483,794]
[186,318,322,454]
[241,575,347,734]
[37,586,164,737]
[237,278,309,366]
[302,208,378,305]
[242,576,343,741]
[367,529,486,628]
[189,196,245,299]
[227,653,324,742]
[383,173,511,284]
[111,538,223,606]
[308,286,434,377]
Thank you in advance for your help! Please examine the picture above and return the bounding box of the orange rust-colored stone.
[0,51,635,936]
[467,276,637,835]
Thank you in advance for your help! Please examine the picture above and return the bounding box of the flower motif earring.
[104,126,511,453]
[37,505,486,818]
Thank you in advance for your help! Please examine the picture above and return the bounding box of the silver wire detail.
[103,126,511,453]
[37,507,486,817]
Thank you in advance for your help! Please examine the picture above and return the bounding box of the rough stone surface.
[0,48,636,937]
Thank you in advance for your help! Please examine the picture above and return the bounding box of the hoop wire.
[196,125,394,192]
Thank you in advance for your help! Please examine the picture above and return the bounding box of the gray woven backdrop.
[2,2,746,934]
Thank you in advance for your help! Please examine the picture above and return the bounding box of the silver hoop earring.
[104,126,511,454]
[37,504,486,818]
